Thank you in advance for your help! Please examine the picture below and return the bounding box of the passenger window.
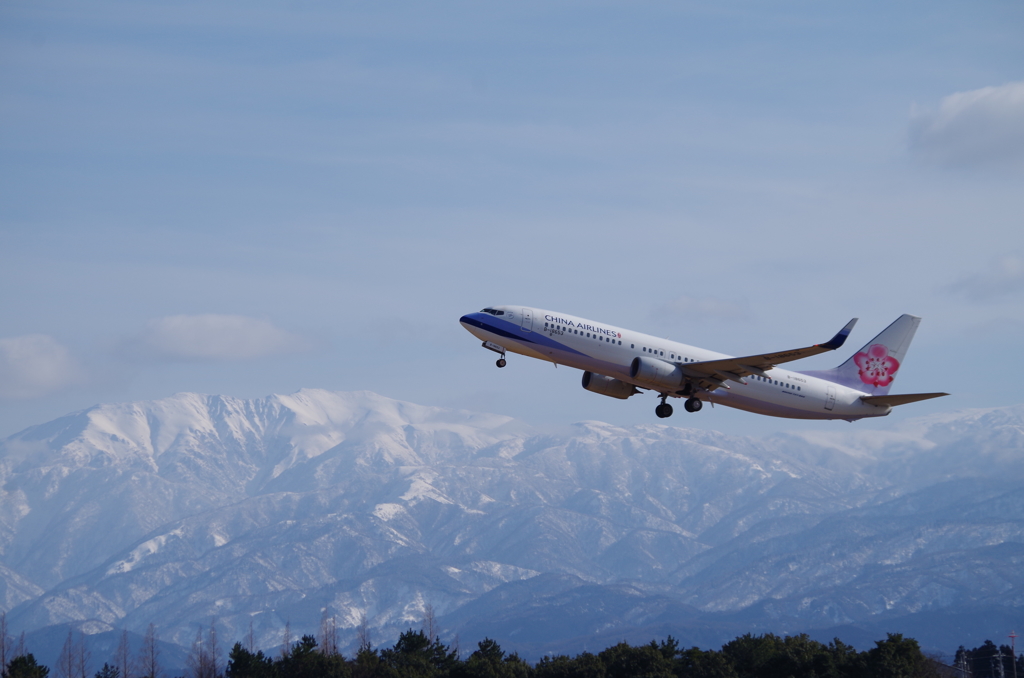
[631,344,635,348]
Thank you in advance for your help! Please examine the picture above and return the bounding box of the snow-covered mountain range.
[1,390,1022,662]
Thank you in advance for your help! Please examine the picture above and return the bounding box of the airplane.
[459,306,948,421]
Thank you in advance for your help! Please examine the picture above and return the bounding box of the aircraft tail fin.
[802,314,921,394]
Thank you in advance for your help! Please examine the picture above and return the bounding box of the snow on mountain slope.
[0,390,523,589]
[1,391,1022,657]
[778,404,1024,486]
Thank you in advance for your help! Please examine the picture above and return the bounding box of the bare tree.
[244,622,255,654]
[75,631,91,678]
[280,622,291,659]
[0,611,9,676]
[184,623,218,678]
[185,627,203,678]
[14,632,25,660]
[56,631,76,678]
[137,624,161,678]
[356,613,371,652]
[421,603,437,643]
[206,621,218,678]
[115,630,134,678]
[318,610,338,656]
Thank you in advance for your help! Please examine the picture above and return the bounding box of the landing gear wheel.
[684,397,703,413]
[655,403,674,419]
[496,358,507,368]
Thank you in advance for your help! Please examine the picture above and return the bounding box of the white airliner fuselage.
[460,306,947,421]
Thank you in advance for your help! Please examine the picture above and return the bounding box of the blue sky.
[2,1,1023,438]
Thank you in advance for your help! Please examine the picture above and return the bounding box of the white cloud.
[132,314,309,361]
[0,335,84,399]
[654,295,750,322]
[946,253,1024,301]
[909,81,1024,167]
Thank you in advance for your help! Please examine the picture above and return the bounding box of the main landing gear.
[655,395,674,419]
[656,394,705,418]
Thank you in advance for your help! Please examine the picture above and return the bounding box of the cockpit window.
[480,308,505,316]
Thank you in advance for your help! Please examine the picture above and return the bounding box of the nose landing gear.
[481,341,507,368]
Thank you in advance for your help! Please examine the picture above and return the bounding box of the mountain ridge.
[1,389,1022,661]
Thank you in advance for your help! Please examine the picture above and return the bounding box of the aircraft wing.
[680,318,858,390]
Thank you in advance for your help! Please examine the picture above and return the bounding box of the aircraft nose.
[460,312,488,331]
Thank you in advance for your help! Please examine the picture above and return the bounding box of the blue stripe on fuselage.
[460,313,588,357]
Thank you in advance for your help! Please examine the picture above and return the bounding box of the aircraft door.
[824,385,836,411]
[521,308,533,332]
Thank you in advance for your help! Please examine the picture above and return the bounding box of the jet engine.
[630,356,687,391]
[581,372,638,400]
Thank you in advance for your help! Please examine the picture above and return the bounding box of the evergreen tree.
[276,634,349,678]
[827,637,864,678]
[865,633,928,678]
[597,642,673,678]
[93,664,119,678]
[379,630,457,678]
[720,633,779,677]
[225,643,275,678]
[350,646,385,678]
[7,655,50,678]
[674,647,738,678]
[452,638,530,678]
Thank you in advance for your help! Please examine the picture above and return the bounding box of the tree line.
[224,628,955,678]
[3,608,1020,678]
[953,640,1024,678]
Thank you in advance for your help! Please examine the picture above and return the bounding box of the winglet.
[818,318,858,350]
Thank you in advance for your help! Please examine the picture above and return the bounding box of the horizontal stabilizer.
[860,392,949,407]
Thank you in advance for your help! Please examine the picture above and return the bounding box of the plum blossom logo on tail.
[854,344,900,387]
